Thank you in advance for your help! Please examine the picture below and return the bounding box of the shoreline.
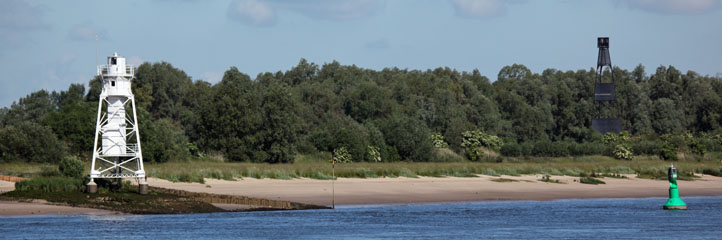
[146,174,722,206]
[3,174,722,216]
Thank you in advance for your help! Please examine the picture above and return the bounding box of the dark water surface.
[2,196,722,239]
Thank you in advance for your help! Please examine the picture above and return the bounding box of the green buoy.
[663,165,687,210]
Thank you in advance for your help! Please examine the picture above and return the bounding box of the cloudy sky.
[1,0,721,107]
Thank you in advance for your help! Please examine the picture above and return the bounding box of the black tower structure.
[592,37,621,134]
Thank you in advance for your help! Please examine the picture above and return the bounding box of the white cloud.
[227,0,277,27]
[272,0,379,20]
[621,0,720,14]
[448,0,528,19]
[228,0,380,26]
[67,23,110,41]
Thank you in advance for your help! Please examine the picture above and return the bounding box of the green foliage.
[0,122,67,163]
[659,142,678,161]
[500,142,521,157]
[461,129,503,160]
[44,101,96,156]
[5,60,722,165]
[14,177,84,192]
[613,144,632,160]
[58,156,85,178]
[333,147,352,164]
[539,175,563,184]
[0,90,56,127]
[40,165,61,177]
[430,133,449,148]
[368,145,381,162]
[140,113,191,163]
[579,177,606,185]
[378,115,433,161]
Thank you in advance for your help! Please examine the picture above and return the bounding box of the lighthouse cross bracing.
[88,53,147,193]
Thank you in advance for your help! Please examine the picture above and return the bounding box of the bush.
[14,177,84,192]
[530,141,568,157]
[659,142,678,161]
[430,133,448,148]
[702,168,722,177]
[500,142,521,157]
[378,115,433,161]
[59,156,85,178]
[368,145,381,162]
[630,139,662,155]
[613,144,632,160]
[39,166,61,177]
[580,177,606,185]
[333,147,352,163]
[0,122,67,163]
[461,129,503,152]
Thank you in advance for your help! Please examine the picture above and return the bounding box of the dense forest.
[1,59,721,164]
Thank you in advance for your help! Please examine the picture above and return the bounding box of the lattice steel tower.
[592,37,621,134]
[86,53,148,194]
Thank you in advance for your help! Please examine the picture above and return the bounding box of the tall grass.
[139,154,722,183]
[3,153,720,184]
[14,177,84,192]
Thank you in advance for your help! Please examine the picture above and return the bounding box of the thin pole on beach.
[332,157,335,209]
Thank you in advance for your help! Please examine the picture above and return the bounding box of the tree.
[44,101,96,156]
[59,156,85,178]
[1,90,57,127]
[258,81,301,163]
[377,115,433,161]
[197,67,262,162]
[0,122,67,163]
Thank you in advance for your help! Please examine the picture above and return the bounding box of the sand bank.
[147,175,722,206]
[1,180,119,216]
[0,200,117,216]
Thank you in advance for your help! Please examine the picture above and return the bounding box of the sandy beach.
[147,174,722,206]
[1,180,118,216]
[2,175,721,215]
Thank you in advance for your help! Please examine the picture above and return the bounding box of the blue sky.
[1,0,721,107]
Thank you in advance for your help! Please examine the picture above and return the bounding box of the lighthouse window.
[111,57,117,65]
[111,81,115,87]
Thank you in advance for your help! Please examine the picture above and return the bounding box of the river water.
[2,196,721,239]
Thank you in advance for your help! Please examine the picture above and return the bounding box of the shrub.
[39,165,61,177]
[702,168,722,177]
[613,144,632,160]
[630,139,661,155]
[430,133,448,148]
[461,129,503,152]
[59,156,85,178]
[500,142,521,157]
[378,115,433,161]
[333,147,352,163]
[580,177,606,185]
[659,142,678,161]
[688,138,707,155]
[530,141,568,157]
[0,122,67,163]
[14,177,84,192]
[368,145,381,162]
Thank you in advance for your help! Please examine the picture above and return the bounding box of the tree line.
[1,59,721,163]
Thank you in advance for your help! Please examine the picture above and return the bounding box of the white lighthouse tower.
[87,52,148,194]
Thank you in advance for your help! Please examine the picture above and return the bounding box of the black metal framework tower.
[592,37,621,134]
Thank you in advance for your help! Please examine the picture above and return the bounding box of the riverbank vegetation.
[1,60,721,177]
[2,154,720,184]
